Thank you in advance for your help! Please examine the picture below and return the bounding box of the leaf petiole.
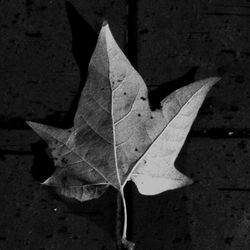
[120,189,135,250]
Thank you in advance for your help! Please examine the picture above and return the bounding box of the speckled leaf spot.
[26,22,220,249]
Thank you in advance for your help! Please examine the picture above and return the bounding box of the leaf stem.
[120,189,127,240]
[120,189,135,250]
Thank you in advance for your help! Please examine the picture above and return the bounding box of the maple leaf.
[27,22,220,249]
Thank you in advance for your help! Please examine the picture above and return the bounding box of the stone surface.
[1,0,250,249]
[136,0,250,129]
[1,134,249,249]
[0,1,127,250]
[128,137,250,249]
[0,0,127,126]
[0,155,118,250]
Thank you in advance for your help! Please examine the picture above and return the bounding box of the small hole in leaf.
[141,97,146,101]
[150,116,153,119]
[137,114,141,117]
[135,148,138,151]
[123,92,127,95]
[62,158,68,164]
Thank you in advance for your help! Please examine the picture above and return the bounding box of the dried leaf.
[27,22,219,248]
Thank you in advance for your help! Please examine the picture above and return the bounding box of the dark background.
[0,0,250,249]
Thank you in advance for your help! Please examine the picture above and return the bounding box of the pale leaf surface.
[27,23,219,202]
[131,78,219,195]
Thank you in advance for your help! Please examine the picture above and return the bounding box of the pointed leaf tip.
[25,120,47,138]
[102,20,108,27]
[41,179,49,186]
[185,176,194,186]
[26,120,34,127]
[26,121,44,131]
[41,177,56,186]
[99,21,114,42]
[26,121,43,134]
[206,76,221,87]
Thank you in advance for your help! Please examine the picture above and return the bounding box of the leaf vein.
[114,84,140,125]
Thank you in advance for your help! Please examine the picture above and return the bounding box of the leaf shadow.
[54,186,117,236]
[31,140,55,182]
[63,1,98,127]
[30,0,97,190]
[148,66,199,110]
[125,179,193,249]
[38,184,117,246]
